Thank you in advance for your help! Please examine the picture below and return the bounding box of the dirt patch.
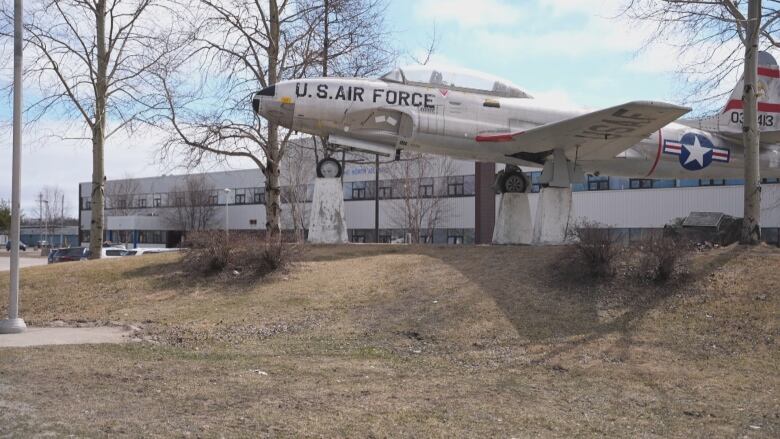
[0,244,778,437]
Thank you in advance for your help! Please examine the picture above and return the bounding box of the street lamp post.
[223,188,231,238]
[1,0,27,334]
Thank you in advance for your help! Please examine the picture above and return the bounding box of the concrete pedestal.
[532,186,573,245]
[307,178,349,244]
[492,193,533,245]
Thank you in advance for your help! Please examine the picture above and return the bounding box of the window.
[254,191,265,204]
[587,175,609,191]
[137,198,147,208]
[762,178,779,184]
[419,177,434,197]
[234,194,246,204]
[447,176,465,196]
[378,184,393,199]
[82,197,91,210]
[249,219,257,226]
[175,196,185,206]
[208,194,218,205]
[116,199,127,209]
[352,182,367,200]
[629,179,654,189]
[379,233,392,243]
[351,231,366,243]
[699,179,725,186]
[153,196,161,207]
[447,234,464,245]
[529,171,542,193]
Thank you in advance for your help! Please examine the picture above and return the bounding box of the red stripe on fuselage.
[646,129,663,177]
[758,67,780,78]
[723,100,780,113]
[475,132,522,142]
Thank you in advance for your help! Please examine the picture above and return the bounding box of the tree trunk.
[89,0,108,259]
[264,123,282,239]
[264,0,282,240]
[741,0,762,244]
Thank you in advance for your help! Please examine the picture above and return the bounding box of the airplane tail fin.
[684,51,780,137]
[717,51,780,133]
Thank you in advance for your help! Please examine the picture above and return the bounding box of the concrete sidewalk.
[0,327,130,348]
[0,256,49,272]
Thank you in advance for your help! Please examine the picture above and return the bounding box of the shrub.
[638,234,691,282]
[181,232,297,278]
[569,221,622,278]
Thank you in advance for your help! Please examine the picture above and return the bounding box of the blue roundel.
[679,133,714,171]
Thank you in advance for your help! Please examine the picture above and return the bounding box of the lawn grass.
[1,244,778,437]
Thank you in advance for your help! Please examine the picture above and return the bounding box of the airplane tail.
[687,51,780,141]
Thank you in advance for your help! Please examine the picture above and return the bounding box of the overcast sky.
[0,0,756,217]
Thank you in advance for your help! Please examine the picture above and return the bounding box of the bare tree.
[622,1,780,244]
[155,0,393,240]
[106,177,141,216]
[0,0,179,257]
[165,174,218,232]
[280,139,314,241]
[30,186,69,242]
[300,0,395,78]
[387,152,457,244]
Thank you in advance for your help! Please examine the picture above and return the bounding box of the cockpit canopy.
[379,65,531,99]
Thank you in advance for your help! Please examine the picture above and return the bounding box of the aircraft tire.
[499,170,527,193]
[317,157,343,178]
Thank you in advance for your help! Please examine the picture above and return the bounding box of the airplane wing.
[476,101,691,161]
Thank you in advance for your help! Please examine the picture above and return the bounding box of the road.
[0,256,49,272]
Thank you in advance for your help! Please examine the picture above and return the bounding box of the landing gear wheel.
[317,157,342,178]
[499,170,528,193]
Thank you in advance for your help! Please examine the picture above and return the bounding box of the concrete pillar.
[307,178,349,244]
[532,186,573,245]
[492,193,533,245]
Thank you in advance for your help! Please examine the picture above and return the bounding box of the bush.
[638,234,691,282]
[181,232,297,278]
[569,221,622,278]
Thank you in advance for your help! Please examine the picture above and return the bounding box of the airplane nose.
[252,83,293,127]
[252,85,276,115]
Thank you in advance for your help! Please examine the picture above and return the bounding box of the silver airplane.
[253,53,780,193]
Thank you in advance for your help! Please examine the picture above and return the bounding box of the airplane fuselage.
[255,76,780,180]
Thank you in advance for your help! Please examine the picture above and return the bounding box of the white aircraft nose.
[252,85,275,115]
[252,84,293,127]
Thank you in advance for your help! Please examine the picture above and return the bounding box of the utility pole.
[1,0,27,333]
[223,188,231,238]
[375,154,379,243]
[60,193,64,247]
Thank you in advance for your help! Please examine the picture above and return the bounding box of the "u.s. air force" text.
[296,83,435,108]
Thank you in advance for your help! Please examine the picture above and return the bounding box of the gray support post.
[1,0,27,334]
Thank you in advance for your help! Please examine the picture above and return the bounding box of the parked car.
[124,247,179,256]
[5,241,27,251]
[48,248,63,264]
[102,248,128,258]
[51,247,89,263]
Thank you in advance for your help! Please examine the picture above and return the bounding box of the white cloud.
[526,88,583,110]
[469,4,654,58]
[415,0,523,28]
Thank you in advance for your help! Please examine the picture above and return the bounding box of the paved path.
[0,327,130,348]
[0,256,49,272]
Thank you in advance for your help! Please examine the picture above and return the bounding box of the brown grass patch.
[1,244,778,437]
